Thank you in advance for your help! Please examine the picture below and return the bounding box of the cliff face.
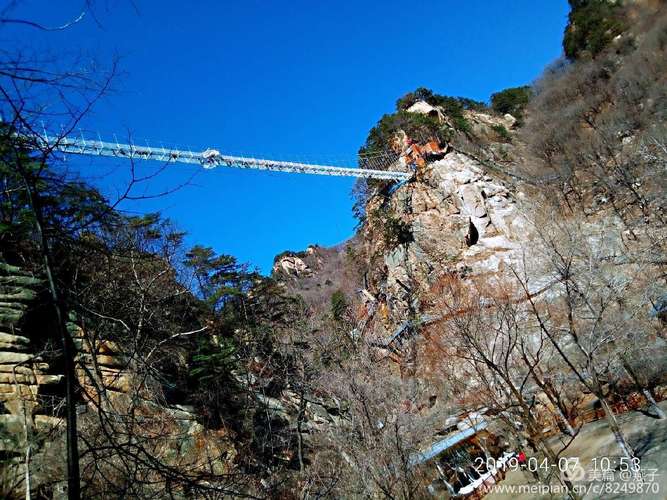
[0,1,663,495]
[0,263,65,494]
[0,262,237,497]
[0,263,65,417]
[264,106,539,354]
[362,151,528,329]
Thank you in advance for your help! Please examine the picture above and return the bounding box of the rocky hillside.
[0,1,665,498]
[264,6,667,492]
[271,239,364,317]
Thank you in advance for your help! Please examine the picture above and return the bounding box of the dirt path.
[486,401,667,499]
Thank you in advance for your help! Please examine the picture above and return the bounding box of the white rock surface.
[273,255,311,276]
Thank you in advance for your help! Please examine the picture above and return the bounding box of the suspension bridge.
[34,132,412,181]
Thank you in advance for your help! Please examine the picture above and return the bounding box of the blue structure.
[387,178,410,194]
[650,294,667,318]
[409,421,488,467]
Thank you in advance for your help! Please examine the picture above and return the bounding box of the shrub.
[457,97,489,112]
[490,86,532,119]
[396,89,487,114]
[330,290,348,320]
[491,124,512,142]
[359,110,442,161]
[383,215,413,248]
[361,88,475,162]
[452,115,472,135]
[370,206,413,249]
[521,1,666,196]
[273,249,307,265]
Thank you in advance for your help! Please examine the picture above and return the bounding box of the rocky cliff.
[0,263,64,494]
[0,262,237,497]
[363,151,526,327]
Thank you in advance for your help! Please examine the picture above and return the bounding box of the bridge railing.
[33,132,412,181]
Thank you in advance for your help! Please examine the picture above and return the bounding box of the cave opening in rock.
[465,220,479,247]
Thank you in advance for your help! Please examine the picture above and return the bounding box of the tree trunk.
[435,464,456,496]
[22,177,80,499]
[599,398,635,460]
[622,358,666,419]
[505,380,581,500]
[552,400,576,437]
[296,388,306,473]
[531,426,580,500]
[641,389,666,419]
[25,444,31,500]
[531,369,576,436]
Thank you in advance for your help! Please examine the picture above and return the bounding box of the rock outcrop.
[273,254,312,277]
[0,261,239,496]
[0,262,65,496]
[362,149,529,331]
[0,263,63,420]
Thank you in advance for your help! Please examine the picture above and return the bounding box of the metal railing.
[37,134,412,181]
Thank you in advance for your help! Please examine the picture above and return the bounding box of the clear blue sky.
[9,0,569,273]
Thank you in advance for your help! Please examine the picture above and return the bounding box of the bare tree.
[423,274,581,499]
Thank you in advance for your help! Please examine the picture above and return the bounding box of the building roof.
[409,420,488,466]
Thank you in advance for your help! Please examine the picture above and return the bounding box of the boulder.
[100,373,131,392]
[306,401,333,424]
[0,415,25,450]
[406,101,446,122]
[36,374,63,385]
[35,415,65,430]
[503,113,517,128]
[0,362,47,373]
[0,383,38,395]
[94,354,126,368]
[97,340,122,355]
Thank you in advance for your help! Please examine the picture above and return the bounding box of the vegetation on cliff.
[490,85,532,122]
[359,87,485,161]
[0,124,304,495]
[563,0,627,60]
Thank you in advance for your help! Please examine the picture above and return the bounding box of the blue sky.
[7,0,569,273]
